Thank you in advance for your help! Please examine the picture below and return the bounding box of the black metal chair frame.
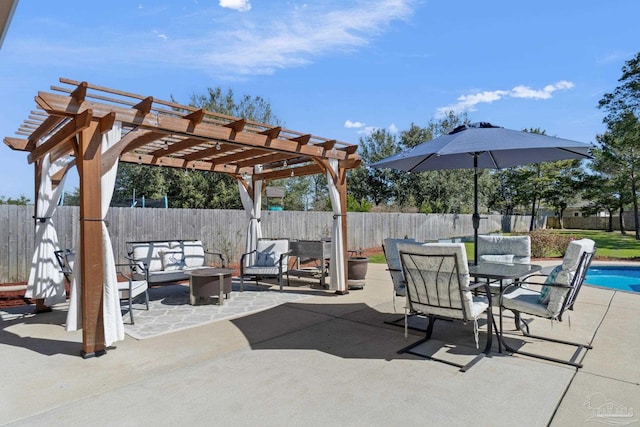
[498,249,596,368]
[397,251,494,372]
[54,248,75,283]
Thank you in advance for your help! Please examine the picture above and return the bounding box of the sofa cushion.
[131,242,171,273]
[182,240,206,268]
[146,270,190,284]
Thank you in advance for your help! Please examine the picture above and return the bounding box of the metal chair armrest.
[469,281,492,305]
[205,250,226,267]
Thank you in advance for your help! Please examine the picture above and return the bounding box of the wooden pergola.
[4,77,361,357]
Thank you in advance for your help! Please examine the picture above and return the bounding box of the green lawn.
[551,229,640,259]
[367,229,640,263]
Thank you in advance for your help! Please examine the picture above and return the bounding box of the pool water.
[585,266,640,293]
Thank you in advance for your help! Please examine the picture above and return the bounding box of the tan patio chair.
[499,238,596,368]
[240,238,291,292]
[396,242,494,371]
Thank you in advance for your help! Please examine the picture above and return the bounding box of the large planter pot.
[347,257,368,279]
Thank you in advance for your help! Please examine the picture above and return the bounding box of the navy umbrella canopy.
[371,122,593,263]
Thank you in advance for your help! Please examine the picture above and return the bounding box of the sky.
[0,0,638,201]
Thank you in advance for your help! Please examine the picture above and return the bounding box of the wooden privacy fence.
[0,205,532,283]
[553,213,636,231]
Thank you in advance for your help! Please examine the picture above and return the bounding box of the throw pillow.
[257,251,278,267]
[161,251,185,271]
[539,265,562,304]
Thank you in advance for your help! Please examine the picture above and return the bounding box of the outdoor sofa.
[127,239,225,285]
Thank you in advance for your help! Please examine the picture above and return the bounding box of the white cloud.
[157,34,168,40]
[203,0,416,75]
[436,81,575,117]
[345,121,398,135]
[9,1,417,79]
[219,0,251,12]
[345,120,365,129]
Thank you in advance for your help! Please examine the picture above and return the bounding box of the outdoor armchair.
[115,261,150,325]
[54,248,75,283]
[396,242,494,372]
[499,238,596,368]
[240,238,291,292]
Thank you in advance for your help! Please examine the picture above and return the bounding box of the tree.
[116,87,281,209]
[583,145,634,233]
[0,195,30,205]
[598,52,640,126]
[540,159,583,228]
[348,129,401,206]
[595,113,640,238]
[598,52,640,239]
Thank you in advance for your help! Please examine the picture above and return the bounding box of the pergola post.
[32,160,48,313]
[76,120,106,357]
[337,168,349,295]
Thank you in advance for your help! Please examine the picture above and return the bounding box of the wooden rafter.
[10,78,359,183]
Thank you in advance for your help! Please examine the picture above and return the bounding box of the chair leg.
[129,294,134,325]
[498,310,593,368]
[240,275,244,292]
[483,310,493,355]
[398,315,489,372]
[398,316,437,355]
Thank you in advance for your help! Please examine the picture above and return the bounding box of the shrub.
[521,229,577,258]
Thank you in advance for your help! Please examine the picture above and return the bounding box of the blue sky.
[1,0,638,200]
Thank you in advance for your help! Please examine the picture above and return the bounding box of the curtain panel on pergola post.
[3,78,361,358]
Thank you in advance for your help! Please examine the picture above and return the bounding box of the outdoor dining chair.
[382,237,426,330]
[477,234,531,292]
[499,238,596,368]
[396,242,494,372]
[382,237,416,297]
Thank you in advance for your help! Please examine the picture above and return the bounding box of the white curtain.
[326,159,346,292]
[66,122,124,347]
[238,166,263,267]
[101,123,124,346]
[25,154,71,306]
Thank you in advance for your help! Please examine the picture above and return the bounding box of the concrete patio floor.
[1,262,639,426]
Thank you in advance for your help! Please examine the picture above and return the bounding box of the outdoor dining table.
[468,262,542,353]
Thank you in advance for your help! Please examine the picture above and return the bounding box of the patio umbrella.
[371,122,593,264]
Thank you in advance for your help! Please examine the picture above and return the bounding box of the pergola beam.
[27,109,92,164]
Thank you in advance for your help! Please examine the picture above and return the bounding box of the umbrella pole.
[473,155,479,265]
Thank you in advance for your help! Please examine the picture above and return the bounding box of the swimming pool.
[585,266,640,293]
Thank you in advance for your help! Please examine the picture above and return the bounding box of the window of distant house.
[574,212,580,217]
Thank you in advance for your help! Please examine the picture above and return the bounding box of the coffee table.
[188,268,234,306]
